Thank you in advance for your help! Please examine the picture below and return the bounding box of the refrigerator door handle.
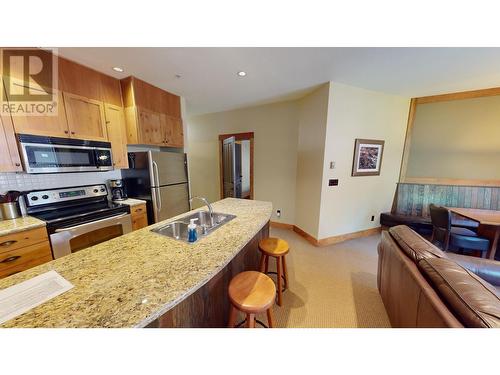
[152,160,160,187]
[152,161,162,212]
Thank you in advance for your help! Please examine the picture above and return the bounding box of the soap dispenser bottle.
[188,218,198,243]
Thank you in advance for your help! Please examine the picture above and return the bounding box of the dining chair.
[429,204,489,257]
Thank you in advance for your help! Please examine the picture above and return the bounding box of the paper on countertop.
[0,270,74,325]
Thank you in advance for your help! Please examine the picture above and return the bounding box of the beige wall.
[294,84,330,238]
[187,82,410,240]
[318,83,410,239]
[186,100,299,224]
[406,95,500,180]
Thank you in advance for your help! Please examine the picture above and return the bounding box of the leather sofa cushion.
[418,257,500,328]
[389,225,447,262]
[447,253,500,288]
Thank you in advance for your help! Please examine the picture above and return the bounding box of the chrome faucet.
[189,196,214,227]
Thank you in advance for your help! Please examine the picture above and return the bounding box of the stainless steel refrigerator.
[122,151,190,223]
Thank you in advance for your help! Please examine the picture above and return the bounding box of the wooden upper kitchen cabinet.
[104,103,129,169]
[63,92,108,141]
[58,56,123,107]
[5,55,124,142]
[3,78,70,138]
[120,76,183,147]
[163,115,184,147]
[0,112,22,172]
[137,107,163,145]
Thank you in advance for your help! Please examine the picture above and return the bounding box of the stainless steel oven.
[24,185,132,259]
[18,134,113,173]
[49,212,132,259]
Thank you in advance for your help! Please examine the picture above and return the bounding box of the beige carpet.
[253,227,390,328]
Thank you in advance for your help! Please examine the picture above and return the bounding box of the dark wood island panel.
[145,221,269,328]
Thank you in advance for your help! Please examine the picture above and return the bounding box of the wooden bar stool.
[258,237,289,306]
[228,271,276,328]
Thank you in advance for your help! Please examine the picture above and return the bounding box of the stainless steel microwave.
[18,134,113,173]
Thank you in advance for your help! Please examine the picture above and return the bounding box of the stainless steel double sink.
[151,210,236,243]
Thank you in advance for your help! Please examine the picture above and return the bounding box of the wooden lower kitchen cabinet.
[0,227,53,279]
[131,204,148,231]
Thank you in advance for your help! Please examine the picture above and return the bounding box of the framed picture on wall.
[352,139,385,176]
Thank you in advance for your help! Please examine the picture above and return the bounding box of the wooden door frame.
[218,132,254,200]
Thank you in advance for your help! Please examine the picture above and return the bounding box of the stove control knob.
[100,188,105,192]
[42,195,49,200]
[30,196,38,201]
[93,189,99,193]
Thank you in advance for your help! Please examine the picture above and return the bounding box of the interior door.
[234,143,243,198]
[222,136,236,198]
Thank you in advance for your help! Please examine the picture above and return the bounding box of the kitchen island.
[0,198,272,328]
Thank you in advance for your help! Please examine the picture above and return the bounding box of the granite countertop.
[0,216,46,237]
[117,198,147,207]
[0,198,272,328]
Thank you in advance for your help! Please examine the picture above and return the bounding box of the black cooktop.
[31,200,130,231]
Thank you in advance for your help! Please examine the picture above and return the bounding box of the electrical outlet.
[371,215,375,222]
[276,209,281,218]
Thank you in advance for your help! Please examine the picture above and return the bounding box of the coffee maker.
[109,179,127,201]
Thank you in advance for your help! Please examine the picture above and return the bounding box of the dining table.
[446,207,500,260]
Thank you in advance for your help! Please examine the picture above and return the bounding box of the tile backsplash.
[0,170,122,193]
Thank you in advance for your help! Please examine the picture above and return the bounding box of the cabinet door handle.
[0,255,21,263]
[64,130,69,134]
[71,131,75,135]
[0,240,17,247]
[15,163,21,167]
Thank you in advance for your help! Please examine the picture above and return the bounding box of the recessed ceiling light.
[112,66,124,73]
[237,71,247,77]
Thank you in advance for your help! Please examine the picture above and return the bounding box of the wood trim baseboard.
[292,225,319,246]
[317,227,381,246]
[291,225,381,247]
[402,177,500,187]
[270,221,294,230]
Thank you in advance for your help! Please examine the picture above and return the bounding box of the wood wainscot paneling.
[145,222,269,328]
[395,182,500,218]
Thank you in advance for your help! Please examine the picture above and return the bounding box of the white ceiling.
[57,47,500,116]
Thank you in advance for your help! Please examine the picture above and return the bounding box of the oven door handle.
[54,213,129,233]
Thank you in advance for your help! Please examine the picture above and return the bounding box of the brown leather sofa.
[378,225,500,328]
